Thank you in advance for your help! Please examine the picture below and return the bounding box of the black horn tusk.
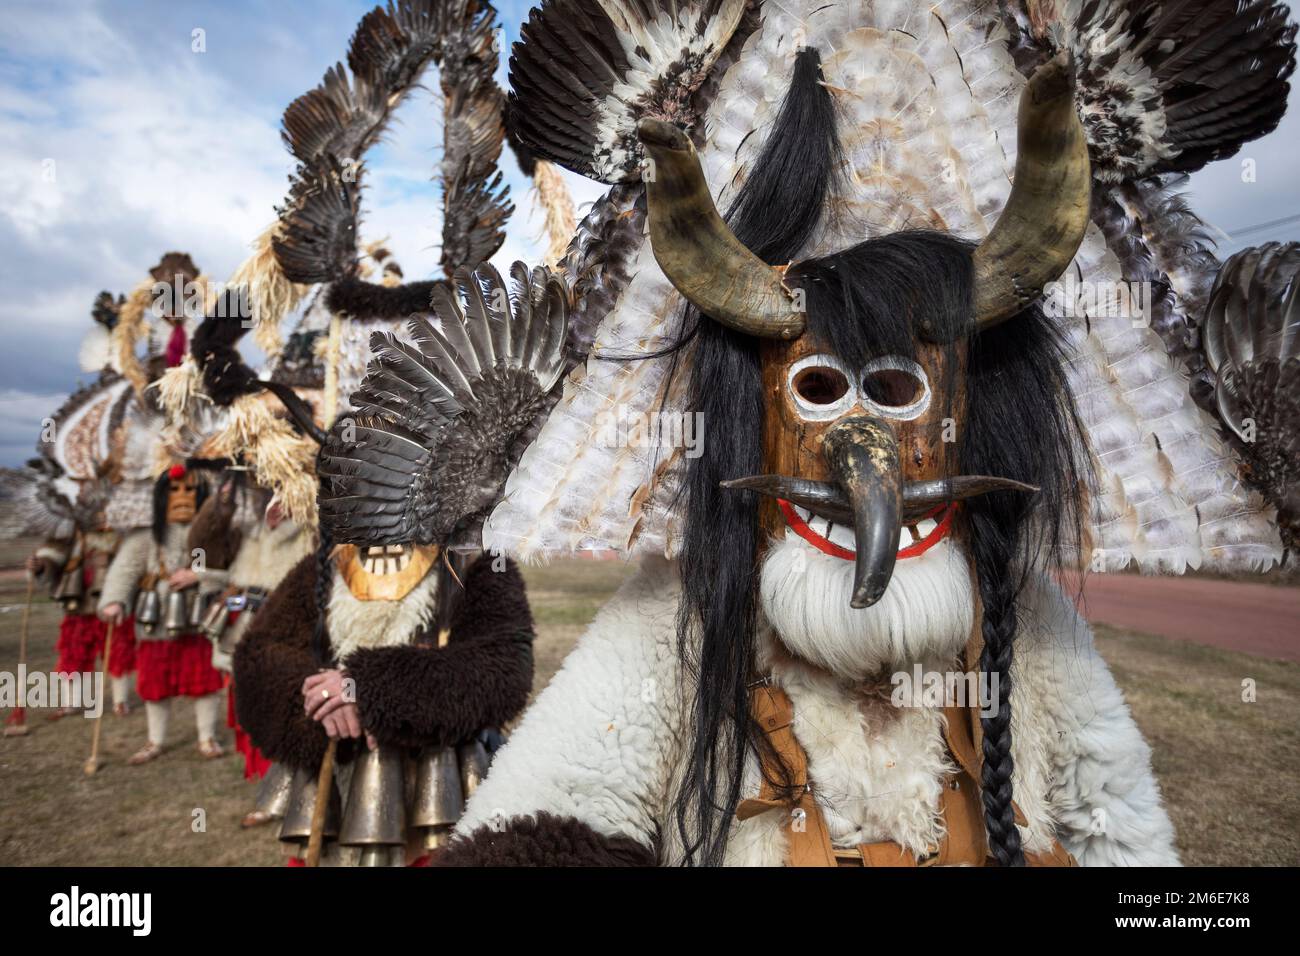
[822,416,902,610]
[721,473,1039,524]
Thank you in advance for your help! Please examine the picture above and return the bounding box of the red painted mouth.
[778,500,957,562]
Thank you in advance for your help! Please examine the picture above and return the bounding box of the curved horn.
[926,52,1091,341]
[636,119,805,340]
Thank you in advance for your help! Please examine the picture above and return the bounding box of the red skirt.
[55,614,137,678]
[134,634,224,701]
[226,680,271,780]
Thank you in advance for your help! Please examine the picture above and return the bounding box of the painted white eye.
[860,356,931,420]
[787,354,856,421]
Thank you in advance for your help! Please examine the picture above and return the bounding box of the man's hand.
[26,555,51,579]
[101,603,124,625]
[167,568,199,590]
[302,669,364,740]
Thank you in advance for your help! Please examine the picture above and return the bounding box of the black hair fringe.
[959,301,1090,865]
[668,51,1091,863]
[671,46,840,867]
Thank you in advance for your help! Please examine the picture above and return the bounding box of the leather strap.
[738,632,1077,866]
[735,683,837,867]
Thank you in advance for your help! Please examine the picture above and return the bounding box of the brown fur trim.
[325,278,447,319]
[438,812,657,866]
[344,555,534,748]
[187,489,241,569]
[232,555,339,770]
[447,554,535,644]
[236,553,535,766]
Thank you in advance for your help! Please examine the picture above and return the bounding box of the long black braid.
[959,301,1090,866]
[970,520,1025,865]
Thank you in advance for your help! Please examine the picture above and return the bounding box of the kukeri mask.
[639,54,1090,607]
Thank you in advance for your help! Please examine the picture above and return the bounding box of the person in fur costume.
[98,460,229,763]
[395,0,1300,867]
[441,77,1179,864]
[233,536,536,863]
[230,240,569,868]
[187,470,314,824]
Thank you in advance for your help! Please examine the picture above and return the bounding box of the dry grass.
[0,544,1293,866]
[0,552,636,866]
[1093,623,1300,866]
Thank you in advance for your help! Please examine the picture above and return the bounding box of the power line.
[1225,212,1300,239]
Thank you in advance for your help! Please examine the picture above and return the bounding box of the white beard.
[326,565,439,660]
[758,529,974,680]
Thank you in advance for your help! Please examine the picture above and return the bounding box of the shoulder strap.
[735,684,837,867]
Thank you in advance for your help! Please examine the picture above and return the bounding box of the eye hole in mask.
[860,355,931,420]
[787,354,856,421]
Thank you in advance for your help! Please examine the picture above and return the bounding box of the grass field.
[0,540,1294,866]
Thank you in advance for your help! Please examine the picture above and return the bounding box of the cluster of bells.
[130,583,204,636]
[54,567,204,637]
[253,739,491,866]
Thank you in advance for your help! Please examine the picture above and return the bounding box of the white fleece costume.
[458,530,1179,866]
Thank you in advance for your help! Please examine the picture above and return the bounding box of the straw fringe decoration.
[230,222,310,359]
[113,277,157,396]
[211,395,319,527]
[532,160,577,269]
[151,356,207,423]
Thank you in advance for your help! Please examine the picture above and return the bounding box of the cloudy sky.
[1,0,1297,465]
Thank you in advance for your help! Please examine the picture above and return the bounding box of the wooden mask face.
[165,472,199,524]
[758,335,961,528]
[748,334,967,607]
[335,543,440,602]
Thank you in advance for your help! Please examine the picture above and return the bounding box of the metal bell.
[201,599,230,643]
[278,764,341,844]
[54,568,85,610]
[457,738,491,801]
[187,591,206,629]
[135,588,160,627]
[252,762,294,820]
[356,845,401,867]
[163,590,190,635]
[410,745,464,829]
[338,744,407,846]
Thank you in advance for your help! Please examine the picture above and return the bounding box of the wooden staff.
[3,577,35,737]
[304,739,338,866]
[82,620,115,775]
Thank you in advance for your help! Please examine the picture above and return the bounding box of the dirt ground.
[0,541,1295,866]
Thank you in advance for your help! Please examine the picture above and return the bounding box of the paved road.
[1068,573,1300,663]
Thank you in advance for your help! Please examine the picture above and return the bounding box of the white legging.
[143,692,222,746]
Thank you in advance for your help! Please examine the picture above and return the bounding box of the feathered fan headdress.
[168,0,522,526]
[464,0,1298,572]
[318,262,568,547]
